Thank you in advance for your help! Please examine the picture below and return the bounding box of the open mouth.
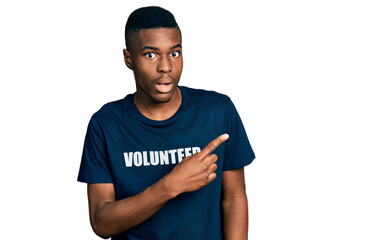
[155,82,173,93]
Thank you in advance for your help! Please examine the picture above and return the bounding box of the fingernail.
[222,133,229,140]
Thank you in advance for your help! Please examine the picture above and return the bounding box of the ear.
[123,49,133,70]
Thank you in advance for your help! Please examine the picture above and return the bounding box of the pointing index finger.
[201,134,229,156]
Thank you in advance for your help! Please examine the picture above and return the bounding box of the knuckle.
[208,143,215,151]
[205,174,212,183]
[202,163,208,171]
[208,173,217,183]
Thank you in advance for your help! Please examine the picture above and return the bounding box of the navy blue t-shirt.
[78,86,255,239]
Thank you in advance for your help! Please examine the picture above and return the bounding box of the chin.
[152,93,174,104]
[151,85,179,103]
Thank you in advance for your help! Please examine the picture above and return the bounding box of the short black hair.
[125,6,179,34]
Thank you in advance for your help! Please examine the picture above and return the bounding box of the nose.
[158,55,172,73]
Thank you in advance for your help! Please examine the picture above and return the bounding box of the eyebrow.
[171,44,182,49]
[141,44,182,51]
[141,46,158,51]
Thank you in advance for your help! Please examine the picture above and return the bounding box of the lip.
[155,75,173,84]
[156,79,172,85]
[155,77,174,93]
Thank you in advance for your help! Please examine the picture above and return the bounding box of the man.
[78,6,255,240]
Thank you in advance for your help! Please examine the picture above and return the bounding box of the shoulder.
[180,86,232,107]
[91,95,130,123]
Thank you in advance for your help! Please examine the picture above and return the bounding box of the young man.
[78,6,255,240]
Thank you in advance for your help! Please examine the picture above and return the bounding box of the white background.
[1,0,375,239]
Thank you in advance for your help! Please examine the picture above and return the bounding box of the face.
[124,28,183,104]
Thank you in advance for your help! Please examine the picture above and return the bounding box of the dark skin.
[88,27,248,239]
[124,28,183,120]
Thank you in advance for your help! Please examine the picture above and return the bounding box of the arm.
[88,134,229,239]
[221,167,248,240]
[88,179,173,239]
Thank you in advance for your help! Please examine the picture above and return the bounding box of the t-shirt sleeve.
[223,98,256,171]
[77,115,113,183]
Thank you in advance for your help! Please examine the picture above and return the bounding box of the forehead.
[129,28,182,50]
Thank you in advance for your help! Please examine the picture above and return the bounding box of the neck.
[134,87,182,121]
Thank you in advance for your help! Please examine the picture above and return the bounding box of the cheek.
[172,57,183,69]
[173,61,183,77]
[134,63,155,80]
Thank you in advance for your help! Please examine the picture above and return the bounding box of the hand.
[165,134,229,197]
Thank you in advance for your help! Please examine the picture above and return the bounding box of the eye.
[145,52,156,59]
[170,51,180,58]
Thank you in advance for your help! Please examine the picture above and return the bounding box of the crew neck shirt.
[78,86,255,239]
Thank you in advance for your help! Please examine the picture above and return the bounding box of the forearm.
[91,177,175,238]
[221,194,249,240]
